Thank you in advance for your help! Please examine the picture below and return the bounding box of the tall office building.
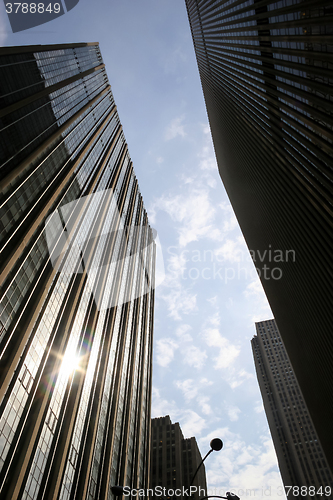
[0,43,155,499]
[150,416,207,500]
[252,320,333,499]
[185,0,333,470]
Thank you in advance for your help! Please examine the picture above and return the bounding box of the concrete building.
[0,43,155,499]
[185,0,333,470]
[252,320,333,499]
[150,416,207,500]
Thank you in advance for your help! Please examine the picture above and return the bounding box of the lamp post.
[111,437,241,500]
[190,438,223,487]
[188,439,240,500]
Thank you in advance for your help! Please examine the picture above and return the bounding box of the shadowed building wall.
[0,43,155,500]
[185,0,333,471]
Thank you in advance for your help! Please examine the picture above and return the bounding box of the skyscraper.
[150,416,207,500]
[0,43,155,499]
[185,0,333,470]
[252,320,333,498]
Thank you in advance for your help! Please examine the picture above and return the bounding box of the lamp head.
[226,493,240,500]
[111,486,126,497]
[210,438,223,451]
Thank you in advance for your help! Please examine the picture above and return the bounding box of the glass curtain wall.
[0,43,154,500]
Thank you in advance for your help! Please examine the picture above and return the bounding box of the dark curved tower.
[185,0,333,471]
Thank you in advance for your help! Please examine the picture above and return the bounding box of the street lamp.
[189,439,240,500]
[111,486,126,496]
[200,495,240,500]
[111,437,241,499]
[190,438,223,487]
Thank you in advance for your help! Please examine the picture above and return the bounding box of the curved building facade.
[185,0,333,472]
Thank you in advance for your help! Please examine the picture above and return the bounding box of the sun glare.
[60,347,81,378]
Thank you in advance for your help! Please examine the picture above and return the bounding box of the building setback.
[185,0,333,471]
[150,416,207,500]
[252,320,333,499]
[0,43,155,499]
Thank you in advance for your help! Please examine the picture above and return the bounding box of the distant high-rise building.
[185,0,333,470]
[252,320,333,499]
[0,43,155,499]
[150,416,207,500]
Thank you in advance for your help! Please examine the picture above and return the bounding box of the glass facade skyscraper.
[185,0,333,471]
[252,320,333,499]
[0,43,155,499]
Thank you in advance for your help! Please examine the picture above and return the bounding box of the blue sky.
[0,1,285,497]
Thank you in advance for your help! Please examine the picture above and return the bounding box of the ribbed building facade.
[252,320,333,499]
[0,43,155,500]
[150,416,207,500]
[185,0,333,471]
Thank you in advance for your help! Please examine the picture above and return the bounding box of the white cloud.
[175,379,198,401]
[215,239,244,263]
[165,115,186,141]
[198,395,212,415]
[244,278,265,298]
[197,396,212,415]
[207,296,218,306]
[208,312,220,327]
[203,172,217,188]
[156,338,178,367]
[243,278,272,323]
[160,286,197,320]
[151,188,222,248]
[213,344,240,369]
[201,430,283,498]
[202,124,211,135]
[226,439,283,497]
[175,378,213,416]
[254,401,264,413]
[198,125,216,171]
[199,154,216,172]
[180,410,207,438]
[163,47,187,74]
[204,327,240,369]
[180,174,195,185]
[149,132,235,251]
[151,387,178,419]
[183,345,207,369]
[175,324,193,342]
[166,251,188,279]
[219,202,239,232]
[229,370,255,389]
[227,405,241,422]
